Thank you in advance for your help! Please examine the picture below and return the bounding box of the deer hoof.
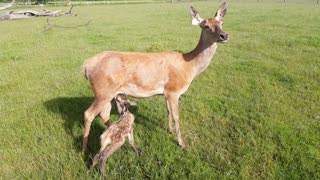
[178,141,186,149]
[168,129,176,135]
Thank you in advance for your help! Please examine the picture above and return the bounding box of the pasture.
[0,1,319,179]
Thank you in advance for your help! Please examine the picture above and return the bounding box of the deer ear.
[190,6,204,26]
[214,1,227,21]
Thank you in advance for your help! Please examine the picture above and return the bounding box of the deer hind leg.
[90,151,102,170]
[166,94,185,148]
[100,102,112,126]
[99,142,124,178]
[83,98,112,152]
[91,137,111,170]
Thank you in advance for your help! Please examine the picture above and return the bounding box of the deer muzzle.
[219,33,229,42]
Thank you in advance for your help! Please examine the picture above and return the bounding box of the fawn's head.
[190,1,228,43]
[116,94,137,114]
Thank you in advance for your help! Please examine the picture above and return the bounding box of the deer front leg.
[128,128,138,154]
[166,98,175,134]
[166,94,185,148]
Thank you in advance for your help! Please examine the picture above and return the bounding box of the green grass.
[1,1,319,179]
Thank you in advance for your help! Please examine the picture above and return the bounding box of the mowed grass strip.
[0,1,319,179]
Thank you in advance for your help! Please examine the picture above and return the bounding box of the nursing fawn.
[90,94,138,178]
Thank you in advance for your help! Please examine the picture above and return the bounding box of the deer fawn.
[91,94,138,178]
[82,2,228,151]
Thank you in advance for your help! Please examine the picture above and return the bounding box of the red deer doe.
[90,94,138,178]
[82,1,229,151]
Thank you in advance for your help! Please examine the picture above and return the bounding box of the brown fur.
[82,2,229,151]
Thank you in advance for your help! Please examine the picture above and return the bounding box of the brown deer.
[82,1,228,151]
[90,94,138,178]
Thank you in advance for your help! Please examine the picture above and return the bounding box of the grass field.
[1,1,319,179]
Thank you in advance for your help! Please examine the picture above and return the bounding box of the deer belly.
[119,83,164,98]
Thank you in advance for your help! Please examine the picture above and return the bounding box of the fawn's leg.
[128,128,138,154]
[90,151,102,170]
[115,99,123,114]
[91,137,111,170]
[99,142,124,178]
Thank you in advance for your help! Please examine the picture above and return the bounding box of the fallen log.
[0,11,31,20]
[0,0,15,11]
[0,5,77,21]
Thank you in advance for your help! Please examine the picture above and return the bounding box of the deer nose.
[220,33,228,40]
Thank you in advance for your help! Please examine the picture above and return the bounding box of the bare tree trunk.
[317,0,319,4]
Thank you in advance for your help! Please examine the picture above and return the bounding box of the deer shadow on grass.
[43,96,164,157]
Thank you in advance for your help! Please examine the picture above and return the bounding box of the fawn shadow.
[44,96,163,156]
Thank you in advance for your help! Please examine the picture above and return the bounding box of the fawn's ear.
[214,1,227,21]
[190,6,204,26]
[129,101,137,106]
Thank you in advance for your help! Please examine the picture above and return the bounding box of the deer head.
[190,1,229,43]
[115,94,137,114]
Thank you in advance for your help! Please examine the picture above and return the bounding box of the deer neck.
[184,31,217,78]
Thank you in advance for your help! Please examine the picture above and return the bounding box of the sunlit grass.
[0,1,319,179]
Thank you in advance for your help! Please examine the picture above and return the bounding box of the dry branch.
[43,18,92,32]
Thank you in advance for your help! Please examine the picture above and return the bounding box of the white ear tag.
[191,14,203,26]
[192,18,200,25]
